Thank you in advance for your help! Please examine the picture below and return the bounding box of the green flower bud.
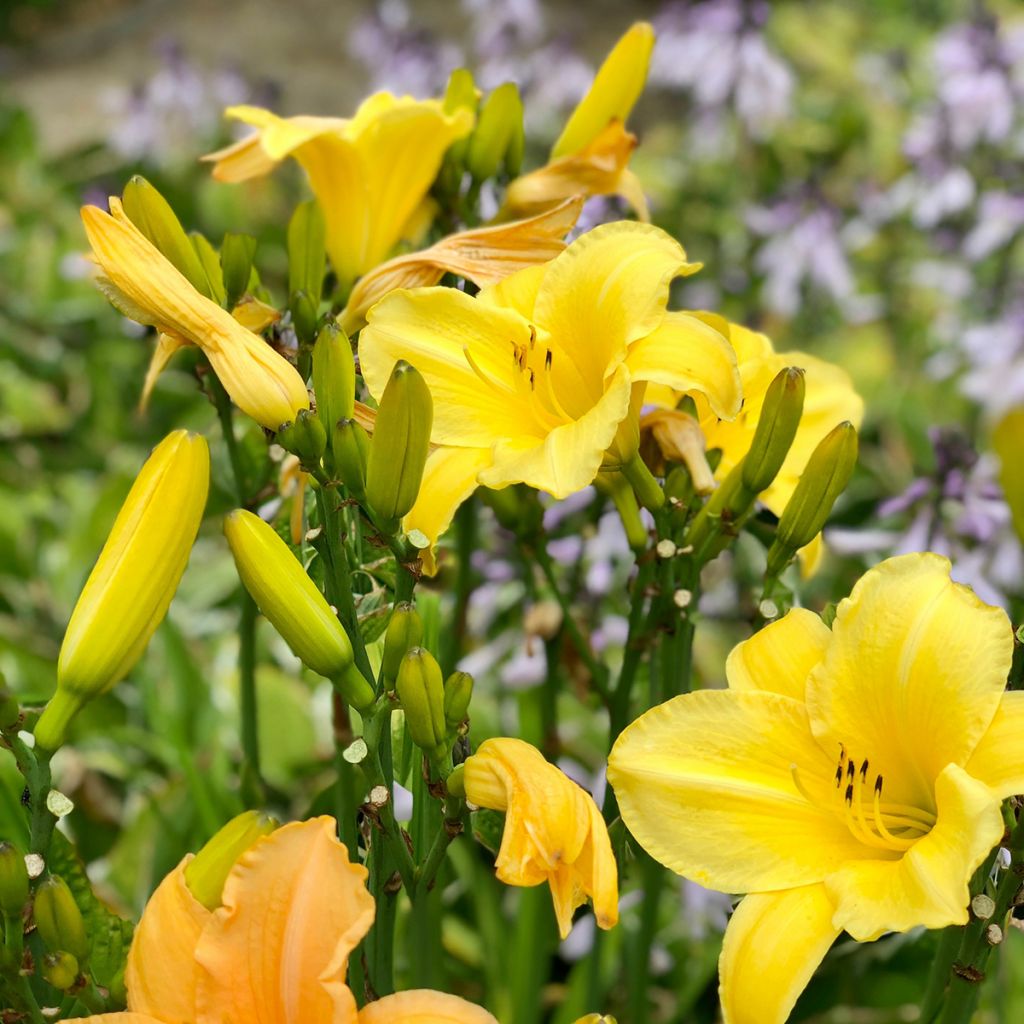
[741,367,805,494]
[382,603,424,687]
[365,361,433,530]
[122,176,213,298]
[313,322,356,438]
[287,200,326,309]
[41,950,79,991]
[767,422,858,577]
[33,876,88,961]
[0,842,29,918]
[332,418,370,499]
[220,232,258,311]
[289,289,320,346]
[443,670,474,729]
[447,763,466,799]
[437,68,479,195]
[467,82,524,182]
[190,232,227,306]
[334,662,376,713]
[396,647,446,752]
[184,810,278,910]
[0,684,19,731]
[276,409,326,471]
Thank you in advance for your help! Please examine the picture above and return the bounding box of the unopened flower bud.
[741,367,805,494]
[289,289,320,346]
[467,82,524,182]
[276,409,327,471]
[767,422,858,577]
[447,763,466,798]
[438,68,479,190]
[332,418,370,498]
[41,950,79,991]
[287,199,326,310]
[220,231,257,310]
[35,431,209,752]
[184,810,278,910]
[0,682,19,731]
[396,647,446,752]
[0,842,29,918]
[443,671,474,729]
[382,603,424,686]
[365,361,433,530]
[313,322,355,440]
[33,876,88,961]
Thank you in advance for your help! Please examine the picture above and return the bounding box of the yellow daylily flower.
[464,738,619,940]
[67,817,496,1024]
[608,553,1022,1024]
[81,202,308,431]
[359,221,741,573]
[503,22,654,220]
[203,96,474,293]
[339,197,583,333]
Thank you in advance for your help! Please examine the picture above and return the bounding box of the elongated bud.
[382,603,424,686]
[289,289,319,347]
[276,409,326,471]
[365,361,433,530]
[41,951,79,991]
[333,418,370,499]
[184,810,278,910]
[0,842,29,918]
[0,683,19,731]
[287,200,326,308]
[396,647,446,752]
[313,323,355,438]
[468,82,524,181]
[33,876,88,961]
[36,431,209,751]
[220,232,257,310]
[767,422,858,577]
[741,367,805,494]
[224,511,369,705]
[121,176,213,297]
[443,670,473,729]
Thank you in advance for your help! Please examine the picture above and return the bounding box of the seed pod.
[312,322,356,438]
[41,951,79,991]
[33,876,88,961]
[443,670,474,729]
[382,603,424,687]
[0,842,29,918]
[396,647,446,752]
[184,810,278,910]
[741,367,805,494]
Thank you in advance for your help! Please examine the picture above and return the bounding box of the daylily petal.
[805,553,1014,810]
[125,856,210,1023]
[627,312,741,420]
[478,262,548,320]
[726,607,832,702]
[194,817,374,1024]
[404,446,494,576]
[140,332,192,411]
[608,689,877,894]
[965,691,1024,799]
[357,991,499,1023]
[719,884,840,1024]
[826,763,1004,940]
[63,1016,165,1024]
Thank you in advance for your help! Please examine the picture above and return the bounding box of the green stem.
[627,853,665,1024]
[441,500,477,675]
[621,456,666,513]
[415,795,464,897]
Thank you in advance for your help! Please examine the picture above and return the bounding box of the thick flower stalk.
[203,96,474,292]
[608,553,1023,1024]
[35,430,209,750]
[66,817,497,1024]
[463,738,619,939]
[81,201,309,431]
[359,221,741,572]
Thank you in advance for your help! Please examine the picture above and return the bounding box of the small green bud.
[313,323,356,439]
[365,361,433,530]
[33,876,88,961]
[467,82,524,182]
[396,647,446,752]
[741,367,805,494]
[447,763,466,798]
[0,684,19,731]
[382,603,424,686]
[287,200,326,308]
[41,950,79,991]
[184,810,278,910]
[437,68,479,194]
[289,289,320,346]
[220,232,258,310]
[767,422,858,576]
[0,842,29,918]
[122,176,213,297]
[332,418,371,499]
[443,670,474,729]
[276,409,327,471]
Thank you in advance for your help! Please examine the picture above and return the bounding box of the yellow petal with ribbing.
[607,689,879,894]
[357,991,499,1023]
[719,884,840,1024]
[194,818,373,1024]
[125,856,209,1023]
[627,312,741,421]
[479,263,548,320]
[62,1017,165,1024]
[965,690,1024,799]
[805,553,1013,811]
[726,607,832,702]
[826,763,1004,941]
[551,22,654,158]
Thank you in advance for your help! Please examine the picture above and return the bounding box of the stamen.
[871,776,916,851]
[528,324,537,349]
[860,759,869,782]
[464,346,514,395]
[788,764,818,805]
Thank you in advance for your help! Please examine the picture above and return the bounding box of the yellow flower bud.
[381,603,424,686]
[41,951,79,991]
[184,810,278,910]
[396,647,446,752]
[35,430,209,751]
[741,367,805,495]
[0,842,29,918]
[33,876,88,961]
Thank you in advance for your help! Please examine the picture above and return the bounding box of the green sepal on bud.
[365,361,433,531]
[0,842,29,918]
[121,176,213,298]
[184,810,278,910]
[220,232,258,311]
[33,876,89,961]
[287,200,326,310]
[41,950,79,991]
[741,367,805,494]
[396,647,446,752]
[332,419,371,499]
[382,603,424,687]
[276,409,327,471]
[313,323,356,444]
[766,422,858,577]
[467,82,524,182]
[443,670,473,729]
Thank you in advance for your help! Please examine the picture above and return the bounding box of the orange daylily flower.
[67,817,495,1024]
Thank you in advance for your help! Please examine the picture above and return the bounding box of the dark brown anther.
[844,783,854,805]
[545,349,553,370]
[860,759,869,781]
[528,324,536,348]
[834,765,843,787]
[529,369,536,390]
[874,775,883,795]
[846,761,855,783]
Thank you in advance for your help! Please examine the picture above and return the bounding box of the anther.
[860,759,869,782]
[834,765,843,787]
[545,349,553,371]
[528,325,536,349]
[846,762,855,784]
[874,774,883,795]
[844,783,854,804]
[529,369,536,391]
